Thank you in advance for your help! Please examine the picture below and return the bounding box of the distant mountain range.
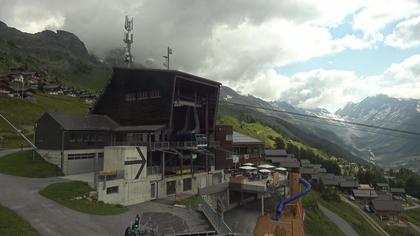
[334,95,420,171]
[0,20,110,91]
[221,86,420,173]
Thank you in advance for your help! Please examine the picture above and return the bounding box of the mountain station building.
[35,68,226,205]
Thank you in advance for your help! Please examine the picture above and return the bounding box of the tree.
[405,176,420,198]
[274,137,285,149]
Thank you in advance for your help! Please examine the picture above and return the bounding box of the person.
[134,214,140,226]
[124,225,131,236]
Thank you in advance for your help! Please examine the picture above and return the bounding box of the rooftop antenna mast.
[163,46,172,70]
[123,15,134,66]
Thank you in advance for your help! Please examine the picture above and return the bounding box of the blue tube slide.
[272,178,312,221]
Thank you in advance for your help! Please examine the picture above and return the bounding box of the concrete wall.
[98,146,225,205]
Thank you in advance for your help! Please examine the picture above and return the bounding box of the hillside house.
[372,199,403,222]
[375,183,389,192]
[214,125,264,169]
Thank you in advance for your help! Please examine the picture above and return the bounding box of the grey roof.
[323,178,339,186]
[278,162,300,168]
[372,200,403,212]
[270,157,300,168]
[376,194,393,201]
[113,124,166,132]
[48,112,118,131]
[301,167,318,175]
[301,159,310,164]
[353,189,378,198]
[391,188,405,194]
[264,149,288,157]
[318,168,327,173]
[340,180,359,188]
[232,131,263,144]
[376,183,389,187]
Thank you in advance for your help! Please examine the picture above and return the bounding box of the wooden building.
[214,125,264,169]
[372,199,403,222]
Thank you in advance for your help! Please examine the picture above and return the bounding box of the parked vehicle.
[364,205,373,213]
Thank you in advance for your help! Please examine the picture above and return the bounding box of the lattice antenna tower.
[123,16,134,66]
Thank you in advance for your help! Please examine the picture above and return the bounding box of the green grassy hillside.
[0,21,111,91]
[0,94,88,148]
[218,114,342,174]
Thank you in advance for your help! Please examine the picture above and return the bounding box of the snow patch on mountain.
[224,95,232,101]
[417,102,420,113]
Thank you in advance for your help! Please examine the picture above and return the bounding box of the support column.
[161,152,165,180]
[94,152,98,189]
[191,154,194,178]
[261,194,265,216]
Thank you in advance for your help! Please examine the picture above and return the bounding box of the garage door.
[67,153,96,174]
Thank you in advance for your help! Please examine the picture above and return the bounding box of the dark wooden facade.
[91,68,220,140]
[214,125,264,170]
[35,113,111,150]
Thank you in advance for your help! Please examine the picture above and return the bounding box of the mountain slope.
[334,94,420,171]
[0,20,111,91]
[219,86,368,164]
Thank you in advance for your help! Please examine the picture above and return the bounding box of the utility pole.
[163,47,172,70]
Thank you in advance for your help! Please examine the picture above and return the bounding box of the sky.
[1,0,420,112]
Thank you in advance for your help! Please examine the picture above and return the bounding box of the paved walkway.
[0,147,32,157]
[0,149,211,236]
[318,203,359,236]
[407,222,420,234]
[404,203,420,210]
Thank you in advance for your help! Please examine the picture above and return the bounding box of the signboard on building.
[232,155,239,163]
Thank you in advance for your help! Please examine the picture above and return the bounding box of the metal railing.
[200,197,233,234]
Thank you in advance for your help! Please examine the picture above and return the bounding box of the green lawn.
[0,94,89,148]
[302,191,346,236]
[39,181,128,215]
[177,195,203,208]
[320,199,382,236]
[403,208,420,227]
[0,151,63,177]
[0,204,40,236]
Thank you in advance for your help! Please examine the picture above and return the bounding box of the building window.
[225,134,232,141]
[149,90,160,98]
[97,135,104,142]
[89,135,96,142]
[125,93,136,102]
[83,135,89,142]
[98,152,104,159]
[69,134,76,143]
[136,91,148,100]
[106,186,119,194]
[68,153,95,160]
[183,178,192,191]
[76,135,83,143]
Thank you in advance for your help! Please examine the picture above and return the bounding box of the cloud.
[352,0,420,41]
[1,0,420,112]
[242,55,420,112]
[385,16,420,48]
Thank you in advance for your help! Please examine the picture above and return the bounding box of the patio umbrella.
[275,167,287,171]
[258,164,275,169]
[242,163,254,166]
[239,166,257,170]
[259,169,272,173]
